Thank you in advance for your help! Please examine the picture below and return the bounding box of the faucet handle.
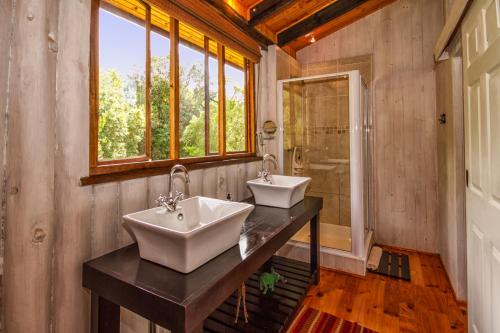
[156,194,168,206]
[173,191,185,201]
[258,170,271,181]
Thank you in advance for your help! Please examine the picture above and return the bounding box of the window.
[225,47,246,152]
[98,5,146,161]
[178,22,206,158]
[150,27,170,160]
[89,0,256,177]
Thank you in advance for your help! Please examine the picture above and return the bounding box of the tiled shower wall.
[282,54,373,228]
[303,77,351,227]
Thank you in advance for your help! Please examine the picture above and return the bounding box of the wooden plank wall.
[3,1,59,333]
[296,0,444,253]
[0,0,13,265]
[0,0,262,332]
[0,1,14,331]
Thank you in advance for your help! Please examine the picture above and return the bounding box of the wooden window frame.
[86,0,256,184]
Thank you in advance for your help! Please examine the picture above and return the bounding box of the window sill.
[80,154,261,186]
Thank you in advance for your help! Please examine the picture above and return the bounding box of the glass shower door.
[282,76,352,252]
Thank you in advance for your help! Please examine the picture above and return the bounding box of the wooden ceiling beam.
[204,0,273,49]
[277,0,370,46]
[248,0,296,26]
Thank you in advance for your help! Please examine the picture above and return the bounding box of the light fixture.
[305,33,316,43]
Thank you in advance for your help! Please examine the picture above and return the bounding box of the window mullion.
[145,4,152,160]
[244,59,249,152]
[90,0,99,168]
[218,43,226,156]
[204,37,210,156]
[169,19,180,160]
[247,60,256,153]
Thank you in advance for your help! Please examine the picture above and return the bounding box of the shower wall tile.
[339,195,351,226]
[307,191,340,225]
[340,170,351,196]
[335,81,350,97]
[338,96,349,126]
[323,97,340,126]
[329,136,339,158]
[283,150,293,175]
[325,194,341,225]
[338,133,350,160]
[302,61,338,77]
[306,169,340,194]
[327,171,341,194]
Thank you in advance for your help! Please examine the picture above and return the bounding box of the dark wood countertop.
[83,196,322,333]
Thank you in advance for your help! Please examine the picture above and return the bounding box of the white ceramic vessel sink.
[247,175,311,209]
[123,196,254,273]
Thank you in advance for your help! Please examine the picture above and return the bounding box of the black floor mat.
[370,250,411,281]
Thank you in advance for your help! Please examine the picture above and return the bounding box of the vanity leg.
[91,292,120,333]
[310,214,320,285]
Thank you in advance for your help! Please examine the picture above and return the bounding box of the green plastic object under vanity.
[259,268,286,295]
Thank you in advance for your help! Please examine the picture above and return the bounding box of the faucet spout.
[157,164,190,213]
[259,154,278,183]
[169,164,190,197]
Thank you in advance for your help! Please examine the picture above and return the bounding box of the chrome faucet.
[259,154,278,183]
[156,164,190,212]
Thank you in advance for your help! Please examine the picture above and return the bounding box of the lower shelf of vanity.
[203,256,313,333]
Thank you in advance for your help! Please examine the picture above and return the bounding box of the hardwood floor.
[301,249,467,332]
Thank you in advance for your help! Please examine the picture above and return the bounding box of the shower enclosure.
[277,71,373,273]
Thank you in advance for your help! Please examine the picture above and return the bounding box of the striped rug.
[287,307,377,333]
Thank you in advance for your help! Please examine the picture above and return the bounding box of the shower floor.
[291,223,352,252]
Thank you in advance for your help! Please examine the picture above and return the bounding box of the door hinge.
[466,169,469,188]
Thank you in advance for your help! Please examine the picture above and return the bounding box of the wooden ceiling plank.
[286,0,396,51]
[222,0,248,18]
[277,0,369,46]
[264,0,334,33]
[248,0,296,26]
[204,0,273,48]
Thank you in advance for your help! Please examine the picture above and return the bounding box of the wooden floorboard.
[301,248,468,332]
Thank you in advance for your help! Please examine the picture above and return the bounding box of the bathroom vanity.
[83,196,322,333]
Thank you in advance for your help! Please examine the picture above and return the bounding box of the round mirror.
[262,120,277,135]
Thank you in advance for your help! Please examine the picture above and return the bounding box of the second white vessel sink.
[123,196,254,273]
[247,175,311,209]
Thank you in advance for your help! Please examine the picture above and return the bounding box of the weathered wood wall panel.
[256,45,301,165]
[3,1,59,332]
[147,175,169,208]
[1,2,261,332]
[0,0,13,302]
[52,1,93,333]
[297,0,444,253]
[0,1,13,331]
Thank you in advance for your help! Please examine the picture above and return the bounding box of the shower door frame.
[277,70,366,258]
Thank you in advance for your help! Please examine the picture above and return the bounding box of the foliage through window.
[91,0,255,175]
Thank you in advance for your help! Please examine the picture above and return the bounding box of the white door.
[462,0,500,332]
